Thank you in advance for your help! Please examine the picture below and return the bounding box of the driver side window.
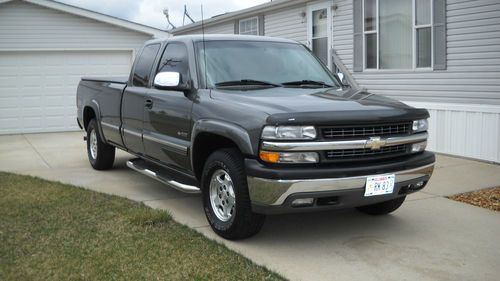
[157,43,190,84]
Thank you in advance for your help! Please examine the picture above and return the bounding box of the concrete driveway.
[1,132,499,281]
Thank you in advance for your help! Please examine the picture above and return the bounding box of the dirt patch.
[448,187,500,212]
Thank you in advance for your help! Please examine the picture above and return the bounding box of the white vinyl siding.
[264,5,307,44]
[334,0,500,106]
[175,21,235,35]
[0,1,152,52]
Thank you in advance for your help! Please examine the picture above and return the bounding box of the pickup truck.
[76,35,435,240]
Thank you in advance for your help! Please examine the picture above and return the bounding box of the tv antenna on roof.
[163,8,176,30]
[183,5,195,25]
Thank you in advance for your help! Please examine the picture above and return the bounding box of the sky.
[57,0,269,30]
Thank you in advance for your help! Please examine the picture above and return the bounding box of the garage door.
[0,50,132,134]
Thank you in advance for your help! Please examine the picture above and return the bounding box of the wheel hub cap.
[90,129,98,159]
[209,169,236,222]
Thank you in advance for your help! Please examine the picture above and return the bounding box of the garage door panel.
[0,50,132,134]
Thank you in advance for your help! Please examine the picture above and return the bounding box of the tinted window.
[157,43,190,83]
[132,44,160,87]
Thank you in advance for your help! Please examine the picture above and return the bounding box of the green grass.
[0,172,285,281]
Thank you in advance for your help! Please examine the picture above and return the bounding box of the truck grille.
[325,144,409,161]
[322,122,412,139]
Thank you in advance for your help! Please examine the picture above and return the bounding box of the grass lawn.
[0,172,284,281]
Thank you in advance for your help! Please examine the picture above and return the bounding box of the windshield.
[195,40,341,89]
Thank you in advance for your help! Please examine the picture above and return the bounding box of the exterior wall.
[264,4,307,44]
[175,21,235,35]
[0,0,153,53]
[334,0,500,106]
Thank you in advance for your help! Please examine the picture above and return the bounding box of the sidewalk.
[1,132,499,281]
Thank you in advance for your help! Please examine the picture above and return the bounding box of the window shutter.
[433,0,446,70]
[258,15,264,36]
[234,20,239,34]
[353,0,363,72]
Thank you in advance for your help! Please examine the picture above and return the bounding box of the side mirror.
[153,72,191,91]
[337,72,345,83]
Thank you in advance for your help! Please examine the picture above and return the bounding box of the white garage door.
[0,50,133,134]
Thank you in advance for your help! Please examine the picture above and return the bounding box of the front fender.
[191,119,255,157]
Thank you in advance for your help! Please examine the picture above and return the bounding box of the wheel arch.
[191,120,254,181]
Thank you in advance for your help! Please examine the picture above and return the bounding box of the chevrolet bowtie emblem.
[366,137,386,150]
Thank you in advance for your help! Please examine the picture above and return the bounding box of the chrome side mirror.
[153,72,192,91]
[337,72,345,83]
[154,72,180,88]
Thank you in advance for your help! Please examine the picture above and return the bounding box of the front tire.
[86,119,115,170]
[201,148,265,240]
[356,196,406,215]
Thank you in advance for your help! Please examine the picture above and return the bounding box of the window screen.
[132,44,160,87]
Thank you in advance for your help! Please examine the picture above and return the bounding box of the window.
[157,43,190,83]
[195,41,339,89]
[239,17,259,35]
[311,8,329,66]
[363,0,432,69]
[132,44,160,87]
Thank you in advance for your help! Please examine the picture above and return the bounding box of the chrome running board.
[126,159,200,194]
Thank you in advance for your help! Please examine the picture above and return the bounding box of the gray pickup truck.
[76,35,435,239]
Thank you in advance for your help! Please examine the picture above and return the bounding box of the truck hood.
[210,87,428,125]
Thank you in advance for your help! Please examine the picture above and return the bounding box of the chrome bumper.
[247,163,434,206]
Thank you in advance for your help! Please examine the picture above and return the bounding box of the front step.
[126,158,201,194]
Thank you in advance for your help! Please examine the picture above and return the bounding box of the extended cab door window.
[121,43,160,155]
[143,42,193,171]
[132,44,161,87]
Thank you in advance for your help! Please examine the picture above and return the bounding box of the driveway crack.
[23,135,51,169]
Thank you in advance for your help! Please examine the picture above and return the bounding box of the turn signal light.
[259,151,281,163]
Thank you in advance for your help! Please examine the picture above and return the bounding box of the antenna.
[201,4,208,89]
[183,5,195,25]
[163,8,176,30]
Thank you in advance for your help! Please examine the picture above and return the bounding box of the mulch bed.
[448,187,500,212]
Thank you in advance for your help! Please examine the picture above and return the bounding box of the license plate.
[364,174,395,197]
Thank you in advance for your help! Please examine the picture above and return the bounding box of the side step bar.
[126,159,201,194]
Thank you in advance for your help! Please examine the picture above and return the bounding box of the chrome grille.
[325,144,409,161]
[322,122,412,139]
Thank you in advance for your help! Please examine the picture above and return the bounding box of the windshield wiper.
[281,80,335,88]
[215,79,281,88]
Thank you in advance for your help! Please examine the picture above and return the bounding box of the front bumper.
[246,152,435,214]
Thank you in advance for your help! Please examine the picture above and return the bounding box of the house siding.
[333,0,500,106]
[264,4,307,44]
[175,21,235,35]
[0,1,152,53]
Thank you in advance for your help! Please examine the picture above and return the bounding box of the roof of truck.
[144,34,300,45]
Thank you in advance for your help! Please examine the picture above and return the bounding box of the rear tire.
[356,196,406,215]
[201,148,265,240]
[86,119,115,170]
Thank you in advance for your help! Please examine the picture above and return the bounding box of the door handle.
[144,98,153,109]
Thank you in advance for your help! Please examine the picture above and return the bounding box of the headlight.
[259,151,319,164]
[412,119,428,133]
[262,126,316,140]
